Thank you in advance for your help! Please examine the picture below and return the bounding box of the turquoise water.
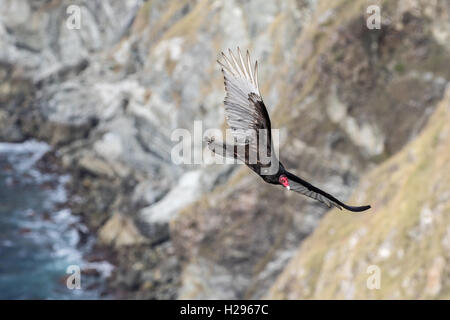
[0,141,112,299]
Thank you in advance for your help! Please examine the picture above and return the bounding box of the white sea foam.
[0,140,106,298]
[0,140,50,172]
[83,261,115,278]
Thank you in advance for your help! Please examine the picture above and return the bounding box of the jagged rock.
[78,154,117,178]
[99,213,146,248]
[268,88,450,299]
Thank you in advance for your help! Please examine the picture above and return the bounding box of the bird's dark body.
[210,48,371,212]
[261,173,282,185]
[225,140,283,184]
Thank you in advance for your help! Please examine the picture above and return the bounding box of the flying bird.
[207,48,370,212]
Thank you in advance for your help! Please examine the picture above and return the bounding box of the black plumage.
[207,48,370,212]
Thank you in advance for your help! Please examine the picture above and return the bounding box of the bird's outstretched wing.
[285,171,371,212]
[205,136,246,163]
[217,48,275,167]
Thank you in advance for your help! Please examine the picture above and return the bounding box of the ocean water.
[0,140,112,299]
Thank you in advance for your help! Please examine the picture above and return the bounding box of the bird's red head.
[279,175,290,190]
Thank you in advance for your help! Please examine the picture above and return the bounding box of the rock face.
[171,0,450,299]
[0,0,449,299]
[268,87,450,299]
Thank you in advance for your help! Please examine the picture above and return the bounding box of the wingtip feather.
[246,50,255,85]
[343,204,371,213]
[237,47,251,80]
[228,48,244,77]
[254,60,260,93]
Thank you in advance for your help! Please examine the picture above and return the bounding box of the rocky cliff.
[1,0,449,299]
[170,0,450,299]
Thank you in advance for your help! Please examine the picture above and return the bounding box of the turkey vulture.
[207,48,371,212]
